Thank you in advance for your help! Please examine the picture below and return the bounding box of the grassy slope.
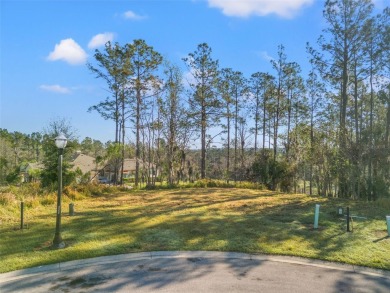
[0,188,389,273]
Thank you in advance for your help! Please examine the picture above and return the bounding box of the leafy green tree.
[88,42,129,143]
[0,129,43,184]
[218,68,234,182]
[0,157,8,184]
[249,72,275,153]
[9,131,25,166]
[158,63,191,185]
[370,7,390,198]
[88,40,162,186]
[283,62,305,159]
[0,129,12,183]
[271,45,288,162]
[308,0,374,197]
[183,43,220,179]
[251,149,293,191]
[88,41,136,184]
[218,68,250,182]
[80,137,105,158]
[126,39,162,187]
[228,70,248,181]
[305,68,325,195]
[104,141,123,183]
[30,132,42,162]
[40,119,78,188]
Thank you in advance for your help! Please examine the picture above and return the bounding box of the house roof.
[71,153,98,174]
[122,159,136,171]
[104,159,155,172]
[20,162,44,173]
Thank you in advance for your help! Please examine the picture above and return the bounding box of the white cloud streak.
[207,0,314,18]
[183,70,196,89]
[88,33,114,49]
[258,50,274,62]
[39,84,71,94]
[47,38,88,65]
[123,10,146,20]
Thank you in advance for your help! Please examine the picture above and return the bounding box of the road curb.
[0,251,389,284]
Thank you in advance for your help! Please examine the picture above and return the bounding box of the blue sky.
[1,0,388,143]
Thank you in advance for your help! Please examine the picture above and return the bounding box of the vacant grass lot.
[1,188,389,273]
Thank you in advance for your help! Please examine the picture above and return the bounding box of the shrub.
[140,183,178,190]
[251,151,295,191]
[235,181,264,190]
[40,193,56,206]
[24,196,41,208]
[18,182,42,199]
[5,168,21,185]
[0,193,17,206]
[64,186,86,200]
[134,179,264,190]
[375,197,390,210]
[72,183,120,197]
[0,184,43,208]
[189,179,234,188]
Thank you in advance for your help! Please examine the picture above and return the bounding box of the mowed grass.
[0,188,389,273]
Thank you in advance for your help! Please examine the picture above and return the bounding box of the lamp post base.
[53,233,65,249]
[52,241,66,249]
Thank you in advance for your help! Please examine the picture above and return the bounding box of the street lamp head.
[55,133,67,149]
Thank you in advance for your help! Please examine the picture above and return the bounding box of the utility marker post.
[314,204,320,229]
[20,201,24,230]
[347,207,351,232]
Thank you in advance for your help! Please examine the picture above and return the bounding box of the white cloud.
[183,70,196,89]
[257,50,274,62]
[39,84,71,94]
[88,33,114,49]
[47,38,88,65]
[207,0,314,18]
[123,10,146,20]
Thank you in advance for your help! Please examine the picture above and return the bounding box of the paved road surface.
[1,252,389,292]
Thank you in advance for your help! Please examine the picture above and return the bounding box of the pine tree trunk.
[201,100,206,179]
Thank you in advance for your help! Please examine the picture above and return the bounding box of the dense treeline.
[0,122,105,186]
[0,129,43,183]
[1,0,389,199]
[86,0,389,198]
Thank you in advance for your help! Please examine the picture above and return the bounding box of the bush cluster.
[138,179,265,190]
[69,183,120,197]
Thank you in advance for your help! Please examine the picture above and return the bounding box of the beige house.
[71,153,141,183]
[20,162,44,182]
[101,159,158,182]
[121,158,137,179]
[20,152,100,183]
[20,153,157,184]
[101,159,136,182]
[71,152,100,182]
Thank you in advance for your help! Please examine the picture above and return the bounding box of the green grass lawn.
[1,188,389,273]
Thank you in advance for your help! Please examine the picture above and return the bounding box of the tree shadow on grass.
[66,196,359,264]
[373,236,389,243]
[2,188,390,273]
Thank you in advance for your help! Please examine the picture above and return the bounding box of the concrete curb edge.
[0,251,389,284]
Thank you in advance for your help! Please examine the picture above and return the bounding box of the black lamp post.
[53,133,67,248]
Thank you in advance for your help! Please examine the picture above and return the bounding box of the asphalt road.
[1,252,389,292]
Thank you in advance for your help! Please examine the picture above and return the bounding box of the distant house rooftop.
[71,153,98,174]
[20,162,44,183]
